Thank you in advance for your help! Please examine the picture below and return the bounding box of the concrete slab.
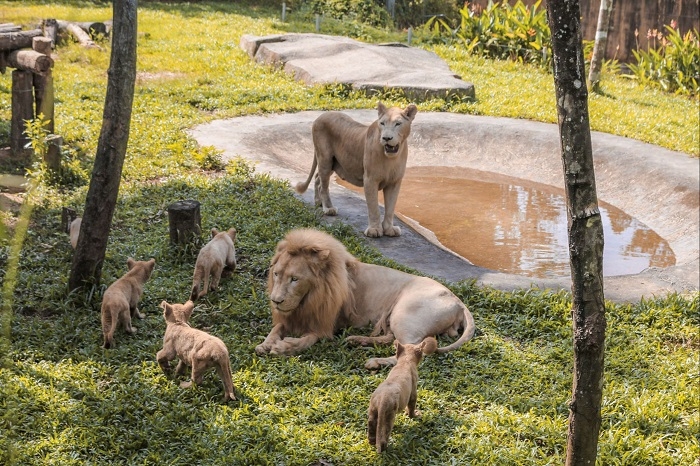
[188,111,699,303]
[240,33,475,101]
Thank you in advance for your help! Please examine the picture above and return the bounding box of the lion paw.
[323,207,338,216]
[255,343,270,355]
[364,227,383,238]
[383,225,401,237]
[179,380,193,389]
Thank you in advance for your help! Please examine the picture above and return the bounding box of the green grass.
[0,1,698,465]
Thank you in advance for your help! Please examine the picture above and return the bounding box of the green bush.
[626,24,700,96]
[300,0,392,28]
[453,0,551,67]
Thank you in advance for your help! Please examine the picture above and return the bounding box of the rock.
[240,33,475,101]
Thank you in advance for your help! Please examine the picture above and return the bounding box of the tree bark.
[69,0,137,291]
[587,0,614,91]
[545,1,607,465]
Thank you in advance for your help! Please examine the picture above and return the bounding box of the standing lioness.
[296,102,418,238]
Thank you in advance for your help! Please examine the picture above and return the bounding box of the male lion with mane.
[255,229,475,368]
[296,102,417,238]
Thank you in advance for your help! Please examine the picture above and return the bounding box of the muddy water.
[338,166,675,279]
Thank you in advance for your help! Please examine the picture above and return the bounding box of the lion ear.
[127,257,135,270]
[394,340,403,356]
[377,101,387,117]
[316,248,330,261]
[211,228,219,237]
[404,103,418,122]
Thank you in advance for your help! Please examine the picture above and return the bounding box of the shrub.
[452,0,551,67]
[626,23,700,96]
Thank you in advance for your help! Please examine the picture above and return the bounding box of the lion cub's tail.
[435,306,476,354]
[295,155,318,194]
[190,264,206,301]
[217,355,237,402]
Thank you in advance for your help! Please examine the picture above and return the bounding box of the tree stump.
[62,207,77,234]
[167,200,202,245]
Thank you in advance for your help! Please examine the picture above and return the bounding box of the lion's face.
[268,252,316,313]
[377,103,418,157]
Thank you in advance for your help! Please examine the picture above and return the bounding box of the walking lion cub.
[368,337,437,453]
[190,227,237,301]
[101,257,156,349]
[156,300,237,402]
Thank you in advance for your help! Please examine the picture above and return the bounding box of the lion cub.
[368,337,437,453]
[190,227,237,301]
[156,300,237,402]
[101,257,156,349]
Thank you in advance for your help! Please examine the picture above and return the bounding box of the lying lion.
[156,300,237,402]
[255,228,475,368]
[101,257,156,349]
[368,337,437,453]
[296,102,418,238]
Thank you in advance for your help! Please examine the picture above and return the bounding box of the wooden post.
[167,200,202,245]
[11,70,34,156]
[43,19,59,48]
[32,36,53,55]
[45,134,62,172]
[33,71,54,134]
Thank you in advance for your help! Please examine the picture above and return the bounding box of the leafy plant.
[453,0,552,67]
[626,23,700,96]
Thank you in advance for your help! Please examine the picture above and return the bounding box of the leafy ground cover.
[0,1,698,465]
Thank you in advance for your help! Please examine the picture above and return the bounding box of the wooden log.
[45,134,63,172]
[33,70,54,133]
[32,36,53,55]
[0,29,43,51]
[11,70,34,156]
[42,19,58,48]
[0,24,22,33]
[167,200,202,245]
[8,49,53,74]
[57,20,101,48]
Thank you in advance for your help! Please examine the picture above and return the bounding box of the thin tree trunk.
[68,0,137,291]
[545,1,607,465]
[587,0,614,91]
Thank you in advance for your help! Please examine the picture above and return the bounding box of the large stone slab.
[240,33,475,101]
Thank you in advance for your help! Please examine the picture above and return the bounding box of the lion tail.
[295,154,317,194]
[435,306,476,354]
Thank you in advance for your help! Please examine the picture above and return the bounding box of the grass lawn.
[0,1,698,465]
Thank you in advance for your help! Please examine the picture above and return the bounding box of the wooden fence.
[469,0,699,63]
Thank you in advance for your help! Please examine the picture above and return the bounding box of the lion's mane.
[267,229,358,339]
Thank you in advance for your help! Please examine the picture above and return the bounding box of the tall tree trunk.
[545,1,607,465]
[587,0,614,91]
[68,0,137,291]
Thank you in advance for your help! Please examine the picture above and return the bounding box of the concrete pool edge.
[188,111,700,303]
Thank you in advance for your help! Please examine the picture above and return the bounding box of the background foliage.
[0,0,698,465]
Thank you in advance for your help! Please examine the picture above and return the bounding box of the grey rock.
[240,33,475,101]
